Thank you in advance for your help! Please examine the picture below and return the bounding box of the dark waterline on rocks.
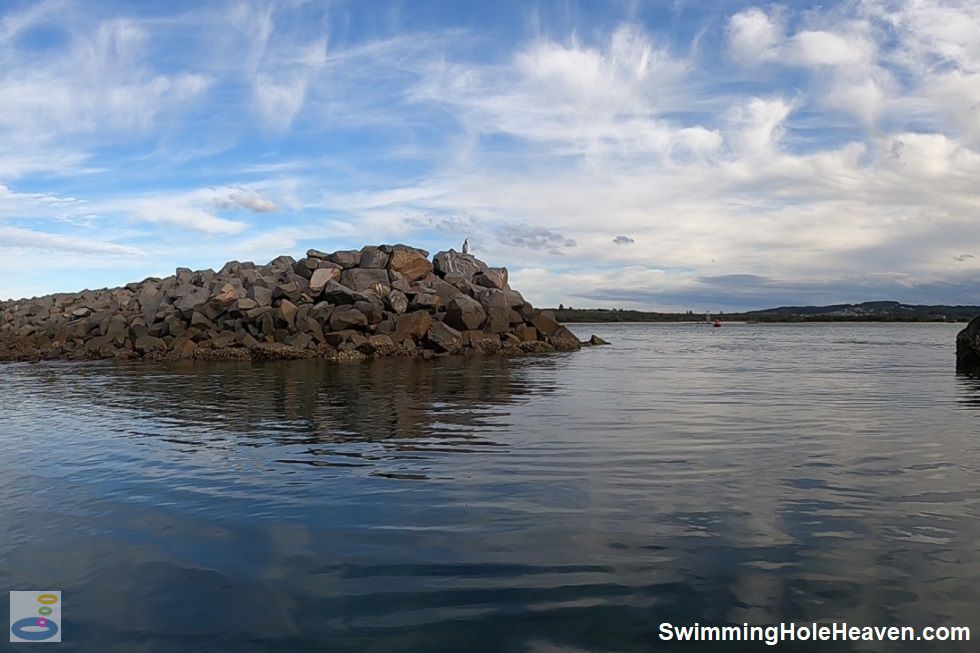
[1,322,979,651]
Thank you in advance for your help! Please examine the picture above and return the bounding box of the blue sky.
[1,0,979,310]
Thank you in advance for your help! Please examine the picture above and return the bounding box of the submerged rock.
[0,245,584,362]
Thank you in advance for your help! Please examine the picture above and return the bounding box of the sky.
[0,0,979,311]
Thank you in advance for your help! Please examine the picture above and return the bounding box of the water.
[1,322,978,651]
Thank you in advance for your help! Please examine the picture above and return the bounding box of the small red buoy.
[713,319,721,327]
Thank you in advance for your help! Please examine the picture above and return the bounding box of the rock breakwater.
[956,316,980,373]
[0,245,592,362]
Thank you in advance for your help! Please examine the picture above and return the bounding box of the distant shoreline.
[563,320,956,325]
[550,303,980,324]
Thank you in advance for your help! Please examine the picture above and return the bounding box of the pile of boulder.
[956,316,980,373]
[0,244,602,363]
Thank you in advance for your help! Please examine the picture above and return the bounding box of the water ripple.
[0,323,978,651]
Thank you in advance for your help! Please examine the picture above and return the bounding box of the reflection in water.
[956,373,980,409]
[14,355,562,478]
[0,323,978,652]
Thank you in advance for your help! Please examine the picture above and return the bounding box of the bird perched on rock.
[462,238,470,254]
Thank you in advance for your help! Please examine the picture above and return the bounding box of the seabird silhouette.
[462,238,469,254]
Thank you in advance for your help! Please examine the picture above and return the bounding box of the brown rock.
[279,299,299,328]
[426,321,463,353]
[173,338,198,358]
[328,250,362,268]
[324,330,360,346]
[520,340,556,353]
[330,305,368,331]
[386,289,409,314]
[392,310,431,343]
[274,280,303,302]
[387,247,432,282]
[359,333,395,355]
[248,285,274,307]
[134,333,165,353]
[309,267,341,295]
[409,291,439,311]
[547,325,581,351]
[515,324,539,342]
[531,310,561,336]
[341,268,390,293]
[466,331,502,353]
[292,258,320,279]
[474,268,508,289]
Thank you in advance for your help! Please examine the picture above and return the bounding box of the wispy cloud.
[0,225,143,256]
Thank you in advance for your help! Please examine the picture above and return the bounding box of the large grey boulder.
[432,250,489,282]
[306,248,331,260]
[475,288,511,333]
[248,285,274,307]
[359,246,389,269]
[321,281,359,305]
[353,299,383,324]
[174,286,210,317]
[341,268,390,293]
[328,250,362,269]
[445,295,486,331]
[330,306,368,331]
[428,277,464,305]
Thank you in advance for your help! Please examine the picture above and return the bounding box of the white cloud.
[123,200,246,235]
[93,184,288,235]
[0,10,211,178]
[223,189,279,213]
[0,226,143,256]
[726,8,782,64]
[227,2,328,129]
[728,97,794,157]
[411,24,691,157]
[787,30,874,67]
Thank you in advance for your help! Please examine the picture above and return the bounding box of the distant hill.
[550,302,980,323]
[740,301,980,322]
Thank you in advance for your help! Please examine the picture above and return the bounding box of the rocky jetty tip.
[0,245,608,363]
[957,316,980,373]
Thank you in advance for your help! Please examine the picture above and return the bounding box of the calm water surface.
[1,323,978,651]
